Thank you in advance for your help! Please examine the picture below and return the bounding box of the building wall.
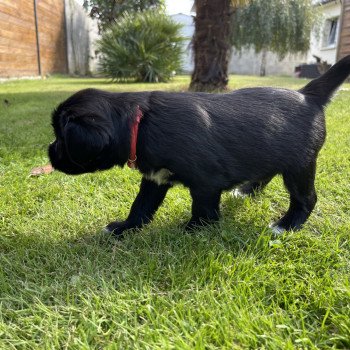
[0,0,67,78]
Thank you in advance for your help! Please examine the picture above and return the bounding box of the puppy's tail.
[299,55,350,106]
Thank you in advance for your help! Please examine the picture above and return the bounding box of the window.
[322,17,339,48]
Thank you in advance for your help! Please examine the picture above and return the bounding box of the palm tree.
[189,0,247,92]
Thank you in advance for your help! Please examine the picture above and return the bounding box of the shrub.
[97,11,184,82]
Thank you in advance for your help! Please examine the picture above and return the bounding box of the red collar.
[127,106,143,169]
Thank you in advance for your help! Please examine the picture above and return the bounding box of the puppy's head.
[49,89,129,175]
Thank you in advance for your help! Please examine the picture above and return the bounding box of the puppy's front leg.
[186,188,222,230]
[106,178,171,237]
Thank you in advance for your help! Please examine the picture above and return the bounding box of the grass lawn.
[0,75,349,349]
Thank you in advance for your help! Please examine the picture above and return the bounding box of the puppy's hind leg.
[271,162,317,233]
[233,177,272,198]
[106,178,171,237]
[186,187,222,230]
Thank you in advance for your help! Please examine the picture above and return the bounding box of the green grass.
[0,75,349,349]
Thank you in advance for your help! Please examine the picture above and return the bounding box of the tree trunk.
[189,0,233,92]
[260,49,267,77]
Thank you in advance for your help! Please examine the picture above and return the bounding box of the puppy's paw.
[184,217,217,231]
[104,221,128,237]
[231,188,248,199]
[268,223,285,236]
[184,220,199,232]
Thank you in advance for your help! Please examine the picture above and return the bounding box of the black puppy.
[49,55,350,236]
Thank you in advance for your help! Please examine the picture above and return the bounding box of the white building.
[308,0,342,65]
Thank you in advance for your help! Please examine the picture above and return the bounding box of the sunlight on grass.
[0,75,349,349]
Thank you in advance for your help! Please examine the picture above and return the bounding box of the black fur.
[49,55,350,236]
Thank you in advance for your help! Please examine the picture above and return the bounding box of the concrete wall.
[229,50,307,76]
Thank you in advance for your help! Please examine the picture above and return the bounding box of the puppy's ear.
[64,118,112,165]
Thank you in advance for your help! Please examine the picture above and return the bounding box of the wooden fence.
[338,0,350,59]
[0,0,67,77]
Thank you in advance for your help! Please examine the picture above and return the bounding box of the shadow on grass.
[0,195,273,312]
